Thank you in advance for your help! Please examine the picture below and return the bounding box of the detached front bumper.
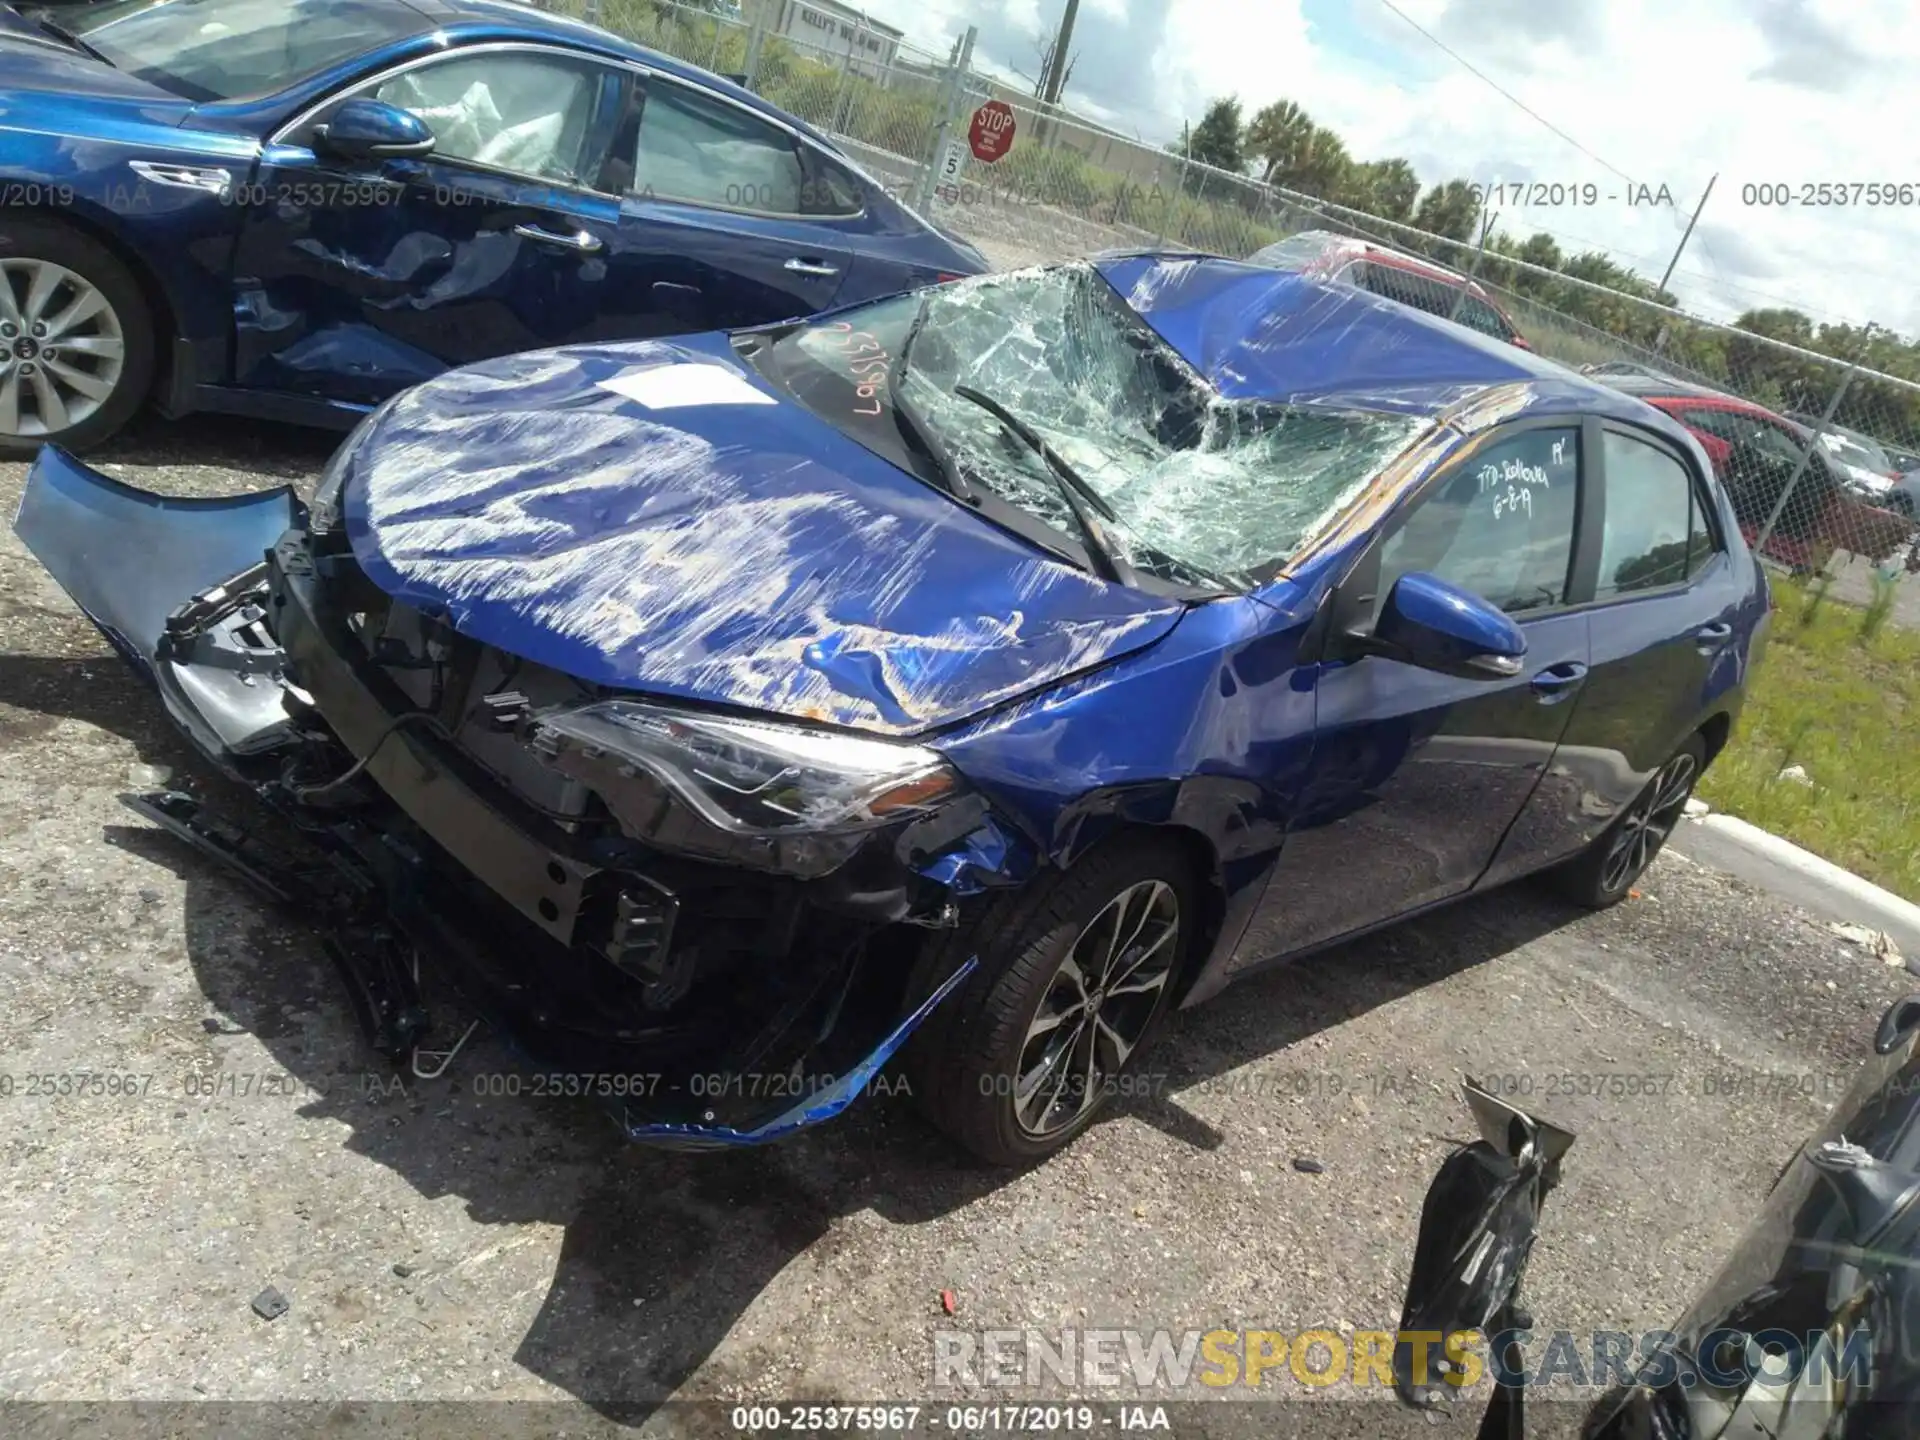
[14,446,995,1147]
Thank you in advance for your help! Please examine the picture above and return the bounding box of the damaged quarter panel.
[339,333,1188,735]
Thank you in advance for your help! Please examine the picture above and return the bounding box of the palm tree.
[1345,158,1420,221]
[1244,99,1315,185]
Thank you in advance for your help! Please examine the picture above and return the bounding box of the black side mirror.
[313,98,435,164]
[1394,1079,1576,1418]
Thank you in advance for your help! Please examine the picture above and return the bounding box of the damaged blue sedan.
[16,255,1769,1163]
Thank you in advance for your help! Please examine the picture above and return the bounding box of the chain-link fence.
[555,0,1920,595]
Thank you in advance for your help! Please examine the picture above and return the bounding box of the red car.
[1599,373,1915,572]
[1246,229,1532,348]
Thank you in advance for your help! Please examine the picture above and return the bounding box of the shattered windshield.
[748,263,1428,591]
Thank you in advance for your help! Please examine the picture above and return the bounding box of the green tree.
[1411,179,1479,246]
[1185,97,1246,174]
[1243,99,1315,186]
[1281,125,1351,199]
[1346,157,1420,221]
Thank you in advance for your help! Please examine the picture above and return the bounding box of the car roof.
[1276,229,1482,289]
[1600,373,1754,403]
[400,0,843,149]
[1094,253,1686,437]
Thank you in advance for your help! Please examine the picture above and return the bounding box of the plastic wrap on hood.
[340,336,1187,735]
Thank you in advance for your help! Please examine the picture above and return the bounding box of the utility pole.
[1656,173,1716,300]
[1039,0,1081,105]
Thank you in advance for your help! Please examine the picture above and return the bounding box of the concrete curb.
[1682,811,1920,961]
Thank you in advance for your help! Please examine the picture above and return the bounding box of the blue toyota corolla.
[16,255,1769,1163]
[0,0,986,456]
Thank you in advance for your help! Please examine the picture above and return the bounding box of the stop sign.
[968,100,1016,164]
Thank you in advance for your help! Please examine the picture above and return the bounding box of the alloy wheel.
[0,258,126,438]
[1601,751,1698,894]
[1011,878,1180,1139]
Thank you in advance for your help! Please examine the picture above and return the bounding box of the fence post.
[1152,157,1182,251]
[828,17,861,134]
[911,26,975,217]
[1447,206,1494,321]
[1151,154,1171,249]
[742,8,768,89]
[582,0,602,25]
[1756,364,1857,557]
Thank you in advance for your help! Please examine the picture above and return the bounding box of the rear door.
[230,44,645,402]
[1524,421,1736,860]
[1248,420,1592,958]
[611,73,857,333]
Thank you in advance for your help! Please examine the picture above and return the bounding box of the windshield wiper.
[30,15,115,66]
[890,296,972,503]
[951,383,1132,585]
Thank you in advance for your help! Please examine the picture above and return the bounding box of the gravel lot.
[1,414,1912,1438]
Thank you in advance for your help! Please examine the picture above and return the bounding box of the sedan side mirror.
[1372,571,1527,679]
[313,99,436,164]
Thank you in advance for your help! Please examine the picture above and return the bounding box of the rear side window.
[1677,407,1741,444]
[1597,431,1716,597]
[1455,295,1513,339]
[633,80,806,214]
[1377,427,1581,616]
[1361,264,1454,319]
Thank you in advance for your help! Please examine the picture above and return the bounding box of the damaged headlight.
[528,699,962,876]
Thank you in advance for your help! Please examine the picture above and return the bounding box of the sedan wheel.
[907,836,1195,1166]
[1601,750,1697,893]
[1555,735,1706,908]
[1012,879,1179,1141]
[0,259,127,438]
[0,220,155,457]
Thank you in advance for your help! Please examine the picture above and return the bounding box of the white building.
[755,0,903,81]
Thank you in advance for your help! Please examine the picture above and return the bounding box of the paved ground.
[1,415,1913,1438]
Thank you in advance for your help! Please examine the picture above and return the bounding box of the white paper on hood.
[596,364,777,410]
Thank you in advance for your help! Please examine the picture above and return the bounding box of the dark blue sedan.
[0,0,986,455]
[16,256,1770,1164]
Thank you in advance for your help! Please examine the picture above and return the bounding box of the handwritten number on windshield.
[821,321,892,417]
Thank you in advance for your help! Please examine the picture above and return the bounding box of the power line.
[1375,0,1635,185]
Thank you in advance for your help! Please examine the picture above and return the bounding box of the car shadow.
[9,644,1591,1420]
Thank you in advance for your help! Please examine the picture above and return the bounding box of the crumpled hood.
[342,335,1185,736]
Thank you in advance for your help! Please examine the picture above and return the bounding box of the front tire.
[908,835,1196,1166]
[0,218,155,458]
[1553,735,1706,908]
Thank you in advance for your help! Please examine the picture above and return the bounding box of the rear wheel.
[908,835,1195,1166]
[0,218,155,458]
[1553,735,1706,908]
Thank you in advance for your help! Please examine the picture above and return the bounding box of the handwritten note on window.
[1479,435,1570,521]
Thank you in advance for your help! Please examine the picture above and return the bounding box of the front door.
[1243,421,1593,962]
[230,45,645,403]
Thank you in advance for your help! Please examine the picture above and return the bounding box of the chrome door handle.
[512,223,603,253]
[784,257,840,277]
[1530,660,1589,702]
[1695,621,1734,648]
